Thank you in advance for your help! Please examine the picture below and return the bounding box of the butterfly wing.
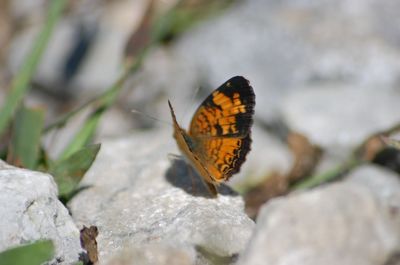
[198,135,252,182]
[189,76,255,182]
[189,76,255,138]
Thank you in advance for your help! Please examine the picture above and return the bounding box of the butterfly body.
[168,76,255,196]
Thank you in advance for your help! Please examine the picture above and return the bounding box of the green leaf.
[50,144,101,198]
[0,240,54,265]
[58,109,103,161]
[0,0,66,137]
[9,106,44,169]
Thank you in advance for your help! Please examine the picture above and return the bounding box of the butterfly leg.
[167,153,182,161]
[187,165,197,195]
[204,181,218,198]
[187,165,217,197]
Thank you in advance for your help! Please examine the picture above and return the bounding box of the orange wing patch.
[212,91,246,115]
[199,135,251,183]
[189,91,248,137]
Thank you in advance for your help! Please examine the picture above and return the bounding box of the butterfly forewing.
[189,76,255,138]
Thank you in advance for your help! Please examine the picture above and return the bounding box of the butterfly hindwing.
[197,134,252,182]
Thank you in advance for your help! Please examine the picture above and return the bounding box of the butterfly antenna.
[131,109,172,126]
[181,85,201,123]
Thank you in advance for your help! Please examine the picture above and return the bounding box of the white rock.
[346,164,400,214]
[238,164,400,265]
[68,129,255,264]
[0,160,82,264]
[105,243,195,265]
[282,85,400,156]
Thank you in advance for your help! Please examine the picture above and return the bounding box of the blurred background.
[2,0,400,217]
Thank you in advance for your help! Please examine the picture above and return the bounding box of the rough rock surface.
[238,164,400,265]
[68,129,255,264]
[105,243,195,265]
[0,160,82,264]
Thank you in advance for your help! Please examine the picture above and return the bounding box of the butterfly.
[168,76,255,196]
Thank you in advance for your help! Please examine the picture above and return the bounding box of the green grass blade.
[57,49,148,161]
[0,0,66,137]
[0,240,54,265]
[9,106,44,169]
[57,89,117,161]
[58,110,103,161]
[292,159,360,190]
[43,94,102,133]
[50,144,101,198]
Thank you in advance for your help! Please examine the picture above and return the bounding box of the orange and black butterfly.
[168,76,255,196]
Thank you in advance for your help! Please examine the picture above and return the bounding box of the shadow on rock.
[165,159,238,198]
